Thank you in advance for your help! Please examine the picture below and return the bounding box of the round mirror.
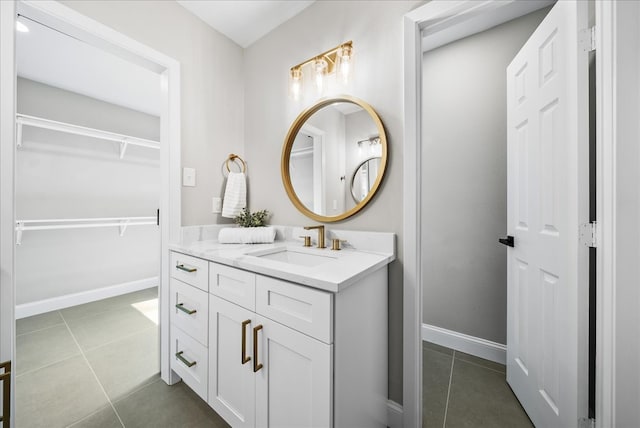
[282,96,387,222]
[351,156,382,203]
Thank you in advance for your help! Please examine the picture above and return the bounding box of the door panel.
[506,1,589,426]
[255,316,332,428]
[208,296,256,428]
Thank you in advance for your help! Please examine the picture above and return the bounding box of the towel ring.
[226,154,246,173]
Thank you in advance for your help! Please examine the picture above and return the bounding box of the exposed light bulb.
[16,21,29,33]
[289,67,303,101]
[314,57,328,95]
[337,44,353,84]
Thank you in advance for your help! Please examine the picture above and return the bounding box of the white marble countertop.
[169,238,395,293]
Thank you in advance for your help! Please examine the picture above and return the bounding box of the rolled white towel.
[221,172,246,218]
[218,227,276,244]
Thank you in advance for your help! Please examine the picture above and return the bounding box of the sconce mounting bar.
[290,40,353,74]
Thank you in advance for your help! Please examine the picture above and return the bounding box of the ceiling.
[16,15,162,116]
[15,1,316,118]
[176,0,315,48]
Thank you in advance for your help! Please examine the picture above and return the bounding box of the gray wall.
[62,0,245,227]
[16,78,160,304]
[244,0,422,403]
[421,8,550,344]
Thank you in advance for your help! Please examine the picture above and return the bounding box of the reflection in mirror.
[283,96,387,222]
[351,155,381,203]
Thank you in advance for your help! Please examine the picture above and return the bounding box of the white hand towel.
[221,172,247,218]
[218,227,276,244]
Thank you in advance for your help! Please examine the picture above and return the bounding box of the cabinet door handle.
[0,360,11,428]
[175,351,197,368]
[241,319,251,364]
[176,263,197,273]
[175,303,197,315]
[253,325,263,373]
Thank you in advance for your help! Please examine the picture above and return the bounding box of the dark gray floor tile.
[114,380,231,428]
[65,306,157,351]
[16,323,80,374]
[16,310,64,335]
[84,328,159,401]
[455,350,506,373]
[445,359,533,428]
[60,288,158,321]
[423,340,454,356]
[16,355,109,428]
[66,406,123,428]
[423,348,453,428]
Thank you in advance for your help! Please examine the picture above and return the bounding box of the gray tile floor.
[15,288,229,428]
[423,341,534,428]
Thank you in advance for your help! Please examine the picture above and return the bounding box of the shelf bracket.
[119,219,130,237]
[120,138,129,159]
[15,222,24,245]
[16,123,23,149]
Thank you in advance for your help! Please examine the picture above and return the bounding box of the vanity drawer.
[209,263,256,311]
[170,278,208,346]
[256,275,333,344]
[170,252,209,292]
[171,325,208,401]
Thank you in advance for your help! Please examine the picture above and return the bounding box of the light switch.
[183,168,196,187]
[212,197,222,213]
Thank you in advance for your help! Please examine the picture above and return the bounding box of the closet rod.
[16,114,160,150]
[15,217,157,245]
[17,216,156,224]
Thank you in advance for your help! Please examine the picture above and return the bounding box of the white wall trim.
[0,1,17,425]
[15,277,158,319]
[595,2,615,426]
[422,324,506,365]
[387,400,403,428]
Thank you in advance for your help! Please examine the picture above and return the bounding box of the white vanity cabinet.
[168,249,389,428]
[207,261,388,428]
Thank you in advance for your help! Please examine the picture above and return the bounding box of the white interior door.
[505,1,589,427]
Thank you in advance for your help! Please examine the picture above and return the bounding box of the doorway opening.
[0,1,182,426]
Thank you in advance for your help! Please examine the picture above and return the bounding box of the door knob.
[499,235,515,247]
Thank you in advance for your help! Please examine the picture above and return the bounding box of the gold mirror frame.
[281,95,388,222]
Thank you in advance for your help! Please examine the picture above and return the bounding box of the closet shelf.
[15,216,157,245]
[16,114,160,159]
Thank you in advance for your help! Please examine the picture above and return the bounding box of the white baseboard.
[387,400,403,428]
[16,277,158,319]
[422,323,506,365]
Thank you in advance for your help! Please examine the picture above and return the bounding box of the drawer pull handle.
[241,319,251,365]
[253,325,263,373]
[176,264,197,273]
[175,303,197,315]
[175,351,197,368]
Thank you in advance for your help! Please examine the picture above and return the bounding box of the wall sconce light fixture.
[289,41,353,100]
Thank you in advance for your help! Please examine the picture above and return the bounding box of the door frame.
[403,1,610,427]
[0,1,181,424]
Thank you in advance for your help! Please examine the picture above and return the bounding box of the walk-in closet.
[14,13,162,427]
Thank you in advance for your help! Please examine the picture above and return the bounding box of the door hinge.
[580,221,597,248]
[580,26,596,52]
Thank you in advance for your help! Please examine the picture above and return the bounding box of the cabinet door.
[209,295,256,428]
[255,316,332,428]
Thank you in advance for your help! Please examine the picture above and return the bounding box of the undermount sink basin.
[245,247,338,267]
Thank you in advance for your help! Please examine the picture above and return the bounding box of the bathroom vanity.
[168,229,395,428]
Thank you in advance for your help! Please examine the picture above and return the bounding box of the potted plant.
[234,208,269,228]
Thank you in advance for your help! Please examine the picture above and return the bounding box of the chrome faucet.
[303,225,325,249]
